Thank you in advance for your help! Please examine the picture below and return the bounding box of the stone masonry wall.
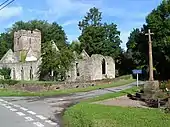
[90,54,115,80]
[76,58,92,81]
[105,56,115,79]
[14,29,41,59]
[91,54,104,80]
[66,62,77,82]
[0,59,41,80]
[66,53,115,82]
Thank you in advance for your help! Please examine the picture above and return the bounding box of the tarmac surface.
[0,81,144,127]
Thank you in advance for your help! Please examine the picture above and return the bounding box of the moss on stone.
[20,50,26,62]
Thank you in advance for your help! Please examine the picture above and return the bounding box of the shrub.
[20,50,26,62]
[0,67,11,79]
[0,79,19,85]
[117,75,132,80]
[160,82,166,91]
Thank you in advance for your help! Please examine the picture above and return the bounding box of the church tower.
[13,29,41,61]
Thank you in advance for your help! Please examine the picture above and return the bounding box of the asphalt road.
[0,81,144,127]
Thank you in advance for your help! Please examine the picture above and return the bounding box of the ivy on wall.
[20,50,26,62]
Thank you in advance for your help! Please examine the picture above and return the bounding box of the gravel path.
[93,95,148,108]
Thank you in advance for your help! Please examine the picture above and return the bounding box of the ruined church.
[0,29,115,81]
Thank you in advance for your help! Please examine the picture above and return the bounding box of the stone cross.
[145,29,154,81]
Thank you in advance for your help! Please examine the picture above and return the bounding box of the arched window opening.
[76,63,80,76]
[21,67,24,80]
[30,66,33,80]
[29,38,31,45]
[102,59,106,74]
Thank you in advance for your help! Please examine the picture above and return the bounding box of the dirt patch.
[93,96,149,108]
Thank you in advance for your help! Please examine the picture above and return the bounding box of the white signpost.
[132,69,142,87]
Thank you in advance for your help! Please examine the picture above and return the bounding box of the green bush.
[117,75,132,80]
[160,82,166,91]
[0,79,19,85]
[0,67,11,79]
[20,51,26,62]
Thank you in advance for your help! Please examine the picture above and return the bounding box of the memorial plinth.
[142,80,160,100]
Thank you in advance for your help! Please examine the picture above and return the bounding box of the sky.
[0,0,162,50]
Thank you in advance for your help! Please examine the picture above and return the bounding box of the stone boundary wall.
[8,82,96,92]
[3,75,132,92]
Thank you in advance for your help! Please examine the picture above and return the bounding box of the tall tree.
[70,40,82,54]
[126,28,148,67]
[102,23,122,57]
[0,32,13,59]
[126,0,170,80]
[78,7,122,58]
[78,7,102,30]
[125,28,149,79]
[9,20,67,48]
[145,0,170,80]
[0,20,68,60]
[0,20,74,81]
[39,41,75,81]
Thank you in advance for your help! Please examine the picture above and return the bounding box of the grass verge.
[63,87,170,127]
[0,79,135,97]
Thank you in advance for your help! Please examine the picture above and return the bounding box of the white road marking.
[45,120,58,126]
[0,99,59,127]
[49,122,58,126]
[27,111,36,115]
[20,107,28,111]
[2,103,6,106]
[10,108,17,112]
[33,122,44,127]
[3,100,8,103]
[16,112,25,116]
[25,117,34,122]
[56,111,61,114]
[36,115,47,120]
[13,104,20,108]
[6,106,12,109]
[0,99,4,102]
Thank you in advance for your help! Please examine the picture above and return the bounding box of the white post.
[51,70,54,81]
[137,73,139,87]
[51,70,54,77]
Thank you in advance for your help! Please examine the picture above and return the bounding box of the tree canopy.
[125,0,170,80]
[70,40,82,54]
[10,20,67,48]
[78,7,122,58]
[0,32,13,59]
[0,20,74,81]
[39,41,75,81]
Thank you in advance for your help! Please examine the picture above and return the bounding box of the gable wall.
[0,59,41,80]
[66,53,115,82]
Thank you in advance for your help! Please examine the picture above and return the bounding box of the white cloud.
[67,34,79,42]
[62,19,79,27]
[120,31,131,50]
[28,9,47,15]
[118,21,144,50]
[6,22,13,28]
[45,0,100,18]
[0,6,23,20]
[31,0,156,50]
[101,6,148,21]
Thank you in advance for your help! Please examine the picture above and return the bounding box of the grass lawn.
[0,79,135,97]
[63,87,170,127]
